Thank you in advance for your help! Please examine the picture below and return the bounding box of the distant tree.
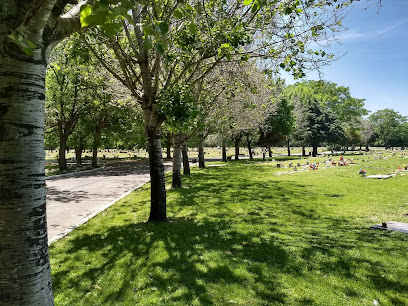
[295,98,345,156]
[259,98,294,156]
[286,80,367,150]
[360,119,377,151]
[369,109,407,148]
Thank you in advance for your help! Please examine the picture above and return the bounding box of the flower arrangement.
[359,168,367,177]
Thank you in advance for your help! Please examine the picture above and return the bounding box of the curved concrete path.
[46,161,171,245]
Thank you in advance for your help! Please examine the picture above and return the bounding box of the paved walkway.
[46,161,170,244]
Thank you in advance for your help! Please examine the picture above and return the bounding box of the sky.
[284,0,408,117]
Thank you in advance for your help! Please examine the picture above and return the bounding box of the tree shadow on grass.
[52,218,289,304]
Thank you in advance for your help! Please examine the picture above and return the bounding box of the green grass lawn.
[50,153,408,305]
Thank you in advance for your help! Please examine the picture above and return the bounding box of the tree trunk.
[166,142,171,159]
[58,134,68,171]
[302,146,306,157]
[165,133,171,159]
[146,129,167,222]
[75,145,83,167]
[222,138,227,162]
[198,138,205,168]
[287,139,291,156]
[172,133,183,188]
[182,138,190,175]
[0,56,54,304]
[92,135,100,168]
[246,134,253,159]
[92,120,104,168]
[75,138,84,167]
[234,138,241,160]
[268,146,272,158]
[312,145,318,157]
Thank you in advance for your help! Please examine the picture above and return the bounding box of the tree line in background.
[45,35,408,172]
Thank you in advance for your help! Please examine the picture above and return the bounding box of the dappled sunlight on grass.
[50,154,408,305]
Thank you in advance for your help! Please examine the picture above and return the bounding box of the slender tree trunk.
[302,146,306,157]
[92,140,99,168]
[172,133,183,188]
[246,134,253,159]
[312,145,318,157]
[287,139,291,156]
[268,146,272,158]
[234,138,241,160]
[222,138,227,162]
[182,137,190,175]
[166,142,171,159]
[58,134,68,170]
[0,56,54,304]
[75,144,83,167]
[198,138,205,168]
[146,129,168,222]
[165,133,172,159]
[92,132,101,168]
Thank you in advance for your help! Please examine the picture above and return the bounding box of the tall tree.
[369,109,407,148]
[295,98,345,156]
[0,1,88,303]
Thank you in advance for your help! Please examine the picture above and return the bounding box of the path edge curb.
[48,180,150,245]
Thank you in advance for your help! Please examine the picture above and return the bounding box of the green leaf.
[143,25,155,36]
[251,1,260,13]
[188,22,198,34]
[104,22,121,37]
[93,10,109,25]
[156,43,165,55]
[144,37,153,49]
[158,21,169,34]
[27,40,36,49]
[186,3,194,11]
[279,63,285,68]
[22,47,34,56]
[173,9,183,19]
[243,0,253,5]
[80,4,93,26]
[99,0,109,10]
[284,7,293,15]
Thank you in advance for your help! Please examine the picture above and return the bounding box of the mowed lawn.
[50,154,408,305]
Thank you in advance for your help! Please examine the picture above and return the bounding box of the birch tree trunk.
[172,133,183,188]
[182,139,190,175]
[0,55,54,304]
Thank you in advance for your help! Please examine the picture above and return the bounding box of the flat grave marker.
[370,221,408,234]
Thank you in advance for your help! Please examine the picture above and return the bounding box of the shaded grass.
[50,154,408,305]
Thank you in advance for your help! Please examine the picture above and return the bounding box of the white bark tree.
[0,1,88,303]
